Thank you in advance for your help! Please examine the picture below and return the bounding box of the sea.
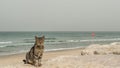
[0,31,120,56]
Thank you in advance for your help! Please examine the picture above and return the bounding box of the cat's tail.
[23,59,27,64]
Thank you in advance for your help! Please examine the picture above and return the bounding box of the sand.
[0,48,84,68]
[0,42,120,68]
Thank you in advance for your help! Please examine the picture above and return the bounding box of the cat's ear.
[42,35,45,39]
[35,36,38,40]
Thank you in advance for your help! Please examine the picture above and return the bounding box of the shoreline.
[0,46,85,57]
[0,47,85,57]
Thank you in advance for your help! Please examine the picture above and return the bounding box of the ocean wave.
[0,45,8,48]
[0,43,33,48]
[66,38,120,43]
[23,37,57,43]
[0,45,17,48]
[45,40,64,43]
[45,46,84,52]
[0,41,12,44]
[45,38,56,40]
[23,38,34,43]
[23,38,120,44]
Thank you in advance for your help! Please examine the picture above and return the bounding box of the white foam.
[0,45,8,48]
[45,46,83,52]
[66,38,120,43]
[0,41,12,44]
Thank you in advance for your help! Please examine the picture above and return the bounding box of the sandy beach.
[0,48,84,68]
[0,42,120,68]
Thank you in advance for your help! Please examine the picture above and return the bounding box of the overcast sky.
[0,0,120,31]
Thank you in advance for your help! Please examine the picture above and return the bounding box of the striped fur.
[23,36,45,66]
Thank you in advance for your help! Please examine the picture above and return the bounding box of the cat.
[23,36,45,66]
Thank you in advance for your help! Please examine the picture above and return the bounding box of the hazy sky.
[0,0,120,31]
